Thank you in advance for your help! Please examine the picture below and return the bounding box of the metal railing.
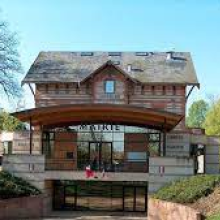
[45,158,149,173]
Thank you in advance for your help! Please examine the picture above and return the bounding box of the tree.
[0,111,26,131]
[204,99,220,136]
[0,16,22,98]
[186,99,209,128]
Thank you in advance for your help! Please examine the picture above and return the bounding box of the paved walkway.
[31,212,147,220]
[34,218,146,220]
[35,218,146,220]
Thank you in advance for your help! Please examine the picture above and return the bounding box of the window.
[173,86,176,95]
[141,85,145,95]
[162,86,166,95]
[65,84,69,94]
[105,80,115,94]
[152,86,155,95]
[81,52,93,56]
[45,84,48,93]
[42,132,55,158]
[55,84,59,94]
[135,52,149,56]
[108,52,121,56]
[66,152,74,159]
[111,60,120,65]
[3,141,12,155]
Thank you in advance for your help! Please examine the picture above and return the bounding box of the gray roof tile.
[22,51,199,85]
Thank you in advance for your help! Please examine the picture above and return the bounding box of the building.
[1,51,219,214]
[0,132,13,165]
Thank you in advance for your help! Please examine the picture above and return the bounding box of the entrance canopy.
[11,104,183,131]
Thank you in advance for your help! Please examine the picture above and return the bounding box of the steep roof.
[22,51,199,86]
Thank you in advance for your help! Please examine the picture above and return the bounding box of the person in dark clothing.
[91,155,98,171]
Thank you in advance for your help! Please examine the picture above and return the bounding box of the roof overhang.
[11,104,183,132]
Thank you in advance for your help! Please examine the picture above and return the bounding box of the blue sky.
[1,0,220,110]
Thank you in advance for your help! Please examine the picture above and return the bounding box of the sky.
[0,0,220,111]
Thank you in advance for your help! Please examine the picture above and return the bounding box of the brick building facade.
[1,51,219,214]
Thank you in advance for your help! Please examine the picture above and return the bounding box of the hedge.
[153,175,220,203]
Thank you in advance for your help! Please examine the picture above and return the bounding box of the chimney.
[127,64,132,72]
[166,52,173,61]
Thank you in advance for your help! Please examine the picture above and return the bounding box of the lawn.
[207,213,220,220]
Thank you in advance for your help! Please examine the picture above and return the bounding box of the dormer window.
[105,80,115,94]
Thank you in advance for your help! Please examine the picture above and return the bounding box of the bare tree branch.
[0,17,23,99]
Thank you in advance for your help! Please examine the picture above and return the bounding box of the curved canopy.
[11,104,183,131]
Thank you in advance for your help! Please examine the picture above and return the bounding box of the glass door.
[123,186,135,211]
[135,187,147,212]
[89,142,100,170]
[100,142,113,171]
[89,142,113,171]
[64,185,77,210]
[123,186,147,212]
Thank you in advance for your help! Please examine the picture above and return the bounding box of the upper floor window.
[105,80,115,94]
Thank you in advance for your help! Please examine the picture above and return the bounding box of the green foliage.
[153,175,220,204]
[207,213,220,220]
[0,111,26,131]
[0,171,41,199]
[204,99,220,136]
[187,99,209,128]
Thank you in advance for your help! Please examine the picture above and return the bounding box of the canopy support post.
[163,118,167,156]
[163,130,167,156]
[30,117,33,155]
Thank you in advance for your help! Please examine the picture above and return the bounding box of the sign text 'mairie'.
[79,124,121,131]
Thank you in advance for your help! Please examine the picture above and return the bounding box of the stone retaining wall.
[0,196,43,220]
[148,198,203,220]
[149,157,194,193]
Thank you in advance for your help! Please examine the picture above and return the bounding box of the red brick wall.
[46,132,77,170]
[35,66,186,130]
[124,133,148,172]
[129,84,186,130]
[35,82,92,107]
[0,196,43,220]
[92,66,128,104]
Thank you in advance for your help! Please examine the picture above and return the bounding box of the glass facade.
[43,124,161,171]
[53,180,148,212]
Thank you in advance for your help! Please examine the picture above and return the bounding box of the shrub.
[153,175,220,203]
[0,171,41,199]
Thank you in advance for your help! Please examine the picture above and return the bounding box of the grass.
[207,213,220,220]
[0,171,41,199]
[153,175,220,204]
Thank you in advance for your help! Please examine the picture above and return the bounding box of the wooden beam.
[186,85,195,101]
[28,83,35,96]
[11,104,182,132]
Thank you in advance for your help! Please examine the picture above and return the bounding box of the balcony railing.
[45,159,149,173]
